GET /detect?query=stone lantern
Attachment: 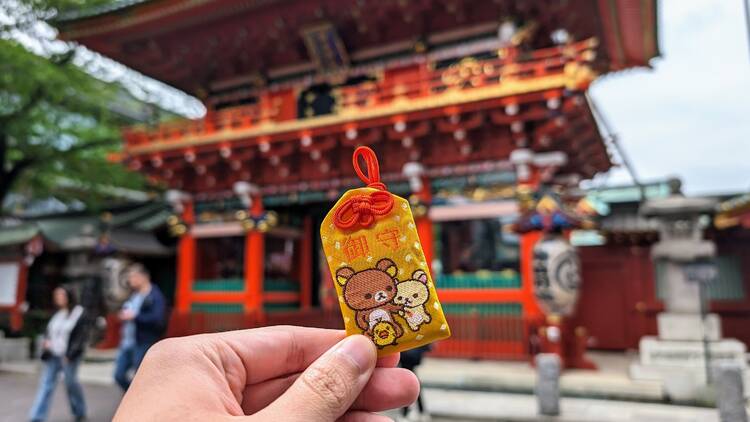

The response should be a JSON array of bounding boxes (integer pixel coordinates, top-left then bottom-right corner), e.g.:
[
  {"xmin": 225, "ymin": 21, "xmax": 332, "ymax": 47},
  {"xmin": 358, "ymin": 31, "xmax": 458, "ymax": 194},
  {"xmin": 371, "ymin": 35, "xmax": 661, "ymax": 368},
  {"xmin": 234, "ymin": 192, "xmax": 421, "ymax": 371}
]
[
  {"xmin": 646, "ymin": 196, "xmax": 717, "ymax": 323},
  {"xmin": 631, "ymin": 195, "xmax": 748, "ymax": 401}
]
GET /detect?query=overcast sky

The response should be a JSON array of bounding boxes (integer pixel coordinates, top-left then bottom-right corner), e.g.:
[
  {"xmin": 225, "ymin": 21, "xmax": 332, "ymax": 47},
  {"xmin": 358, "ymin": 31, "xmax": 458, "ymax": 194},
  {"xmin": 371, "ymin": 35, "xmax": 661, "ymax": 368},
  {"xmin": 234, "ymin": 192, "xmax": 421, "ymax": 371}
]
[{"xmin": 589, "ymin": 0, "xmax": 750, "ymax": 195}]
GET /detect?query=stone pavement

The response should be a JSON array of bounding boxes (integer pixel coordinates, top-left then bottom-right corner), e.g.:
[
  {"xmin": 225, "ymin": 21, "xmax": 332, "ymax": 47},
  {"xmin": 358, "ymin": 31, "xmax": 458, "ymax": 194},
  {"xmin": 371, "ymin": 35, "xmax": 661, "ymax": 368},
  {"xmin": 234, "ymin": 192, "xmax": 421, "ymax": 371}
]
[
  {"xmin": 2, "ymin": 350, "xmax": 745, "ymax": 421},
  {"xmin": 417, "ymin": 389, "xmax": 720, "ymax": 422},
  {"xmin": 0, "ymin": 368, "xmax": 731, "ymax": 422},
  {"xmin": 0, "ymin": 372, "xmax": 121, "ymax": 422},
  {"xmin": 417, "ymin": 352, "xmax": 666, "ymax": 402},
  {"xmin": 2, "ymin": 350, "xmax": 668, "ymax": 401},
  {"xmin": 0, "ymin": 358, "xmax": 116, "ymax": 386}
]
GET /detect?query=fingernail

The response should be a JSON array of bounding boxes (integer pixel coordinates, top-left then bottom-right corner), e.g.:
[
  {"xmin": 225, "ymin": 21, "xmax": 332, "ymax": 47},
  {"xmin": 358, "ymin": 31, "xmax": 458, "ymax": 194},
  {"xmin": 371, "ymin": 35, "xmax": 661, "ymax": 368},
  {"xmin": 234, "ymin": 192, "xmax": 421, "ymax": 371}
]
[{"xmin": 335, "ymin": 335, "xmax": 374, "ymax": 372}]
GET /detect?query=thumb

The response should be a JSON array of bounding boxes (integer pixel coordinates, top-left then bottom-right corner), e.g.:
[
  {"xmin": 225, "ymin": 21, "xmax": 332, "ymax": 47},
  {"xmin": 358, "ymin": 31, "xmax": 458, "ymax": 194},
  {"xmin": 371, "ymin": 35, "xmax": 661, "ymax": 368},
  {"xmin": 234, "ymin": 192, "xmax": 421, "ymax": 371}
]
[{"xmin": 256, "ymin": 334, "xmax": 377, "ymax": 421}]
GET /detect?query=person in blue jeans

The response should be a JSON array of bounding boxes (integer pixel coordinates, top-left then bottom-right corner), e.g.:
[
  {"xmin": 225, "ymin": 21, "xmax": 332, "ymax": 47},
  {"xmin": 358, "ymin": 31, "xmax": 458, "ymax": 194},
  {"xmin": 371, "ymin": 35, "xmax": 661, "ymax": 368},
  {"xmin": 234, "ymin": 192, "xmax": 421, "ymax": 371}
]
[
  {"xmin": 29, "ymin": 286, "xmax": 89, "ymax": 422},
  {"xmin": 113, "ymin": 263, "xmax": 166, "ymax": 391}
]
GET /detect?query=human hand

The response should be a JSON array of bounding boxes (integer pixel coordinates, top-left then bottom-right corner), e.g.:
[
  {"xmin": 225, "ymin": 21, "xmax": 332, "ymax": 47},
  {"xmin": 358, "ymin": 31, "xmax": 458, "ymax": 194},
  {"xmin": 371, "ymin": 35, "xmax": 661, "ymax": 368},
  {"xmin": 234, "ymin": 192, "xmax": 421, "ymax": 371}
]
[
  {"xmin": 114, "ymin": 326, "xmax": 420, "ymax": 421},
  {"xmin": 119, "ymin": 309, "xmax": 135, "ymax": 321}
]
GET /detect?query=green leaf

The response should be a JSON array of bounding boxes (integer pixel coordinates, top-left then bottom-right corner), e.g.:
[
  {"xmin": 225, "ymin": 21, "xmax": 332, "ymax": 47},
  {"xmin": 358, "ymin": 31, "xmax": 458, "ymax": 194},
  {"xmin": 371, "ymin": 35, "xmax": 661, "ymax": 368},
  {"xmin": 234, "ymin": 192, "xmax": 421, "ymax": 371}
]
[{"xmin": 1, "ymin": 30, "xmax": 150, "ymax": 213}]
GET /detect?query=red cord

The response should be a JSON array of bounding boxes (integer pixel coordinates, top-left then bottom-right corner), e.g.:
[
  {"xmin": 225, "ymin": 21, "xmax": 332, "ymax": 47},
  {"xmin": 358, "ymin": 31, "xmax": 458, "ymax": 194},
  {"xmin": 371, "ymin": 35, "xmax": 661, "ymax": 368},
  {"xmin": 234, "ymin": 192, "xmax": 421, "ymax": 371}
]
[
  {"xmin": 352, "ymin": 146, "xmax": 387, "ymax": 191},
  {"xmin": 333, "ymin": 146, "xmax": 394, "ymax": 229}
]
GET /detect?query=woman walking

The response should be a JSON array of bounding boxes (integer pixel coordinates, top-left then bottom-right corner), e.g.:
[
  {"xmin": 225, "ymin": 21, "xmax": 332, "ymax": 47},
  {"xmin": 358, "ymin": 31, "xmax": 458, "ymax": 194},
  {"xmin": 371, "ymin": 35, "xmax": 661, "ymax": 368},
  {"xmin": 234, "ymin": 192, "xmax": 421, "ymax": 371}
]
[{"xmin": 29, "ymin": 286, "xmax": 88, "ymax": 422}]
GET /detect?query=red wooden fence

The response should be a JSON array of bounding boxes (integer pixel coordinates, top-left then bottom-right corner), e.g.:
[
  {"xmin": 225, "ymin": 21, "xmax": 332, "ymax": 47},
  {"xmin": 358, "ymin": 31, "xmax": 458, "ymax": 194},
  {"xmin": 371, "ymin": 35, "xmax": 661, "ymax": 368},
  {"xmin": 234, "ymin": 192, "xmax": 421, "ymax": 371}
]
[{"xmin": 167, "ymin": 309, "xmax": 541, "ymax": 361}]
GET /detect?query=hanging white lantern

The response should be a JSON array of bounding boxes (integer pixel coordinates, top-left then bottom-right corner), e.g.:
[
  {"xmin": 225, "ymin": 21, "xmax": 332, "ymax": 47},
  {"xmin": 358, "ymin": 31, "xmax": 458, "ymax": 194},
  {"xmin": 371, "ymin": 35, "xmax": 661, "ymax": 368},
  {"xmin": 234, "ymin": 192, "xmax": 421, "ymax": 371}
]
[{"xmin": 532, "ymin": 235, "xmax": 582, "ymax": 316}]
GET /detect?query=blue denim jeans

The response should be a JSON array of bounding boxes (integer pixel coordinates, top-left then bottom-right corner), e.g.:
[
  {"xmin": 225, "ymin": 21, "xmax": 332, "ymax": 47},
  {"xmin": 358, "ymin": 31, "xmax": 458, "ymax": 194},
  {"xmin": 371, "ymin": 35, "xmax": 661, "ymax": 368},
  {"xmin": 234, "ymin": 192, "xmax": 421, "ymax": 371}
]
[
  {"xmin": 113, "ymin": 343, "xmax": 151, "ymax": 391},
  {"xmin": 29, "ymin": 356, "xmax": 86, "ymax": 421}
]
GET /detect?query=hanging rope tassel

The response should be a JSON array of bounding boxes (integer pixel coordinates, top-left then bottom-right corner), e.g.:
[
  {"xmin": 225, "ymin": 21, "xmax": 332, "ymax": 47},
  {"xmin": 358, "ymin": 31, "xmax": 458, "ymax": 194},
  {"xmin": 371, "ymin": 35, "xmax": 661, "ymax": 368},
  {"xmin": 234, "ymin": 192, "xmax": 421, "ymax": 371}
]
[{"xmin": 333, "ymin": 146, "xmax": 394, "ymax": 229}]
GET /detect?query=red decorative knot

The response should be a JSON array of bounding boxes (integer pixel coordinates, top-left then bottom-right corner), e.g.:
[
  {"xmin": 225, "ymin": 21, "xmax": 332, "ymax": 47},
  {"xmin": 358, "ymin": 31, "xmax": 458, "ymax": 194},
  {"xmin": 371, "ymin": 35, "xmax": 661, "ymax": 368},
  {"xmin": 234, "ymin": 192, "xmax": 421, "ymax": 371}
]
[
  {"xmin": 333, "ymin": 146, "xmax": 394, "ymax": 229},
  {"xmin": 334, "ymin": 191, "xmax": 393, "ymax": 229}
]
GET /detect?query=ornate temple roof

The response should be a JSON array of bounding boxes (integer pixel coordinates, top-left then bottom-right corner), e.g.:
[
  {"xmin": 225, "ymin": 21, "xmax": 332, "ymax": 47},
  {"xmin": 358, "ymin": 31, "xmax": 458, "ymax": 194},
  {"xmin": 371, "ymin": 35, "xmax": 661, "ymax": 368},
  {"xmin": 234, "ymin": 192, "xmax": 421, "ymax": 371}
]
[
  {"xmin": 0, "ymin": 203, "xmax": 173, "ymax": 255},
  {"xmin": 715, "ymin": 193, "xmax": 750, "ymax": 229},
  {"xmin": 55, "ymin": 0, "xmax": 659, "ymax": 96},
  {"xmin": 111, "ymin": 40, "xmax": 613, "ymax": 193},
  {"xmin": 52, "ymin": 0, "xmax": 660, "ymax": 198},
  {"xmin": 57, "ymin": 0, "xmax": 150, "ymax": 21}
]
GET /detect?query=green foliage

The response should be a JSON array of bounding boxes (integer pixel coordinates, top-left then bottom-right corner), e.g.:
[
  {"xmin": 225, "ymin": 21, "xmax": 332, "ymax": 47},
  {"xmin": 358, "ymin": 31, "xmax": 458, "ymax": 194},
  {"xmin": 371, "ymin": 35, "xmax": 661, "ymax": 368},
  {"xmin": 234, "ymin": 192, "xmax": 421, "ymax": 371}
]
[{"xmin": 0, "ymin": 0, "xmax": 148, "ymax": 213}]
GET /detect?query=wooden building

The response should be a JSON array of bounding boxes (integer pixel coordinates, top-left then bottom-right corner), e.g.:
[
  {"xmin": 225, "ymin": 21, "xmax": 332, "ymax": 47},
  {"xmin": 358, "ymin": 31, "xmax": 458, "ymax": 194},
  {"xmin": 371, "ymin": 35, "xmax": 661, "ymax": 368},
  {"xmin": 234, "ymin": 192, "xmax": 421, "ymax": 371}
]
[
  {"xmin": 574, "ymin": 183, "xmax": 750, "ymax": 351},
  {"xmin": 0, "ymin": 203, "xmax": 174, "ymax": 338},
  {"xmin": 56, "ymin": 0, "xmax": 659, "ymax": 359}
]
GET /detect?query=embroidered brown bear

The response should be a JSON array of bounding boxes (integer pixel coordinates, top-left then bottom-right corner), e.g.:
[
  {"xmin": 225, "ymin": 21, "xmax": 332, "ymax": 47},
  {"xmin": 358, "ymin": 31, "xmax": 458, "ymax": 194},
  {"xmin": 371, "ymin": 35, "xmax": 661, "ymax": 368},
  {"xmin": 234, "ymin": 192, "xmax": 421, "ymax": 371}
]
[{"xmin": 336, "ymin": 258, "xmax": 404, "ymax": 346}]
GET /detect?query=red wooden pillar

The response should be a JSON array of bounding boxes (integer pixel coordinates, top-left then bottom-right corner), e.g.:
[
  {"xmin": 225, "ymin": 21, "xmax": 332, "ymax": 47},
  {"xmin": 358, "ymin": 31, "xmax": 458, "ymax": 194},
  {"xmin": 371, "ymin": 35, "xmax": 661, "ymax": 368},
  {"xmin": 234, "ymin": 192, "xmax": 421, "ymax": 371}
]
[
  {"xmin": 414, "ymin": 176, "xmax": 435, "ymax": 271},
  {"xmin": 9, "ymin": 257, "xmax": 29, "ymax": 332},
  {"xmin": 203, "ymin": 107, "xmax": 216, "ymax": 133},
  {"xmin": 520, "ymin": 230, "xmax": 543, "ymax": 318},
  {"xmin": 175, "ymin": 200, "xmax": 196, "ymax": 314},
  {"xmin": 299, "ymin": 216, "xmax": 313, "ymax": 310},
  {"xmin": 515, "ymin": 162, "xmax": 545, "ymax": 362},
  {"xmin": 244, "ymin": 195, "xmax": 264, "ymax": 314},
  {"xmin": 515, "ymin": 158, "xmax": 543, "ymax": 319}
]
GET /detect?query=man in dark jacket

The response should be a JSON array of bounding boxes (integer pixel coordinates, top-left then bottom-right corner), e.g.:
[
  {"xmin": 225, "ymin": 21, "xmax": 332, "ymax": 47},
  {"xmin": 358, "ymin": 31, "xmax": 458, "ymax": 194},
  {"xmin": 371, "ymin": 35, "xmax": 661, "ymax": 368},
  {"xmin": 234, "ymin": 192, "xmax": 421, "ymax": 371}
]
[{"xmin": 113, "ymin": 263, "xmax": 167, "ymax": 391}]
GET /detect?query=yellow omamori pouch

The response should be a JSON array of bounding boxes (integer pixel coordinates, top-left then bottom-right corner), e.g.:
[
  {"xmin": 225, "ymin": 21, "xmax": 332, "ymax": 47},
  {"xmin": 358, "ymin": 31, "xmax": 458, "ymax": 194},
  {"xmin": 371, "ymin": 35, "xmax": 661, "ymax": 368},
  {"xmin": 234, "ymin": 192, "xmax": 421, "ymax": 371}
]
[{"xmin": 320, "ymin": 146, "xmax": 450, "ymax": 356}]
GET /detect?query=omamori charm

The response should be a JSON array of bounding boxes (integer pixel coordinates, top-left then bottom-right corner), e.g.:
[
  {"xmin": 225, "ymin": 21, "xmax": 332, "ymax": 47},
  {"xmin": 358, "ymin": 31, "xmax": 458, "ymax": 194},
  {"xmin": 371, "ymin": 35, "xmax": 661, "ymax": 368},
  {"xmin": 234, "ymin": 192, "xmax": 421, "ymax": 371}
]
[{"xmin": 321, "ymin": 147, "xmax": 450, "ymax": 355}]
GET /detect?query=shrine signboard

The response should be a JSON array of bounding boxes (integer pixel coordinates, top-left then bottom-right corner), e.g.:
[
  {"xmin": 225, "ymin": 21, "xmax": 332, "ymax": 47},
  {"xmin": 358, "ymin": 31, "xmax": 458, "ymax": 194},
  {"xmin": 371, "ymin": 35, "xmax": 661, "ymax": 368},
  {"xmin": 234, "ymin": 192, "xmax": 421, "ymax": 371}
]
[{"xmin": 0, "ymin": 262, "xmax": 20, "ymax": 307}]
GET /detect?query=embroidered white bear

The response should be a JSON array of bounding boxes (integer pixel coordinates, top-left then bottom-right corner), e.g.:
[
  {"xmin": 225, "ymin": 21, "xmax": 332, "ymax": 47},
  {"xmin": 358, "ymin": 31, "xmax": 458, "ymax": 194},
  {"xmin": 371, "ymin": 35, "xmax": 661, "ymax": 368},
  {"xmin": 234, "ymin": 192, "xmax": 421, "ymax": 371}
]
[{"xmin": 394, "ymin": 269, "xmax": 432, "ymax": 331}]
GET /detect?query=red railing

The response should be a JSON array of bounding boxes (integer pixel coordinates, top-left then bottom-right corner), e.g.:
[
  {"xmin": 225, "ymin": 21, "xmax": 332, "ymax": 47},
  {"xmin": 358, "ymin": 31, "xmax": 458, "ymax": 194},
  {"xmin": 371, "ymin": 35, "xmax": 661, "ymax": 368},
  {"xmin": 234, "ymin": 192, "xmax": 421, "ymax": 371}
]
[
  {"xmin": 336, "ymin": 40, "xmax": 594, "ymax": 109},
  {"xmin": 431, "ymin": 314, "xmax": 544, "ymax": 360},
  {"xmin": 123, "ymin": 103, "xmax": 270, "ymax": 147},
  {"xmin": 123, "ymin": 38, "xmax": 597, "ymax": 149},
  {"xmin": 166, "ymin": 309, "xmax": 343, "ymax": 336},
  {"xmin": 166, "ymin": 309, "xmax": 543, "ymax": 361}
]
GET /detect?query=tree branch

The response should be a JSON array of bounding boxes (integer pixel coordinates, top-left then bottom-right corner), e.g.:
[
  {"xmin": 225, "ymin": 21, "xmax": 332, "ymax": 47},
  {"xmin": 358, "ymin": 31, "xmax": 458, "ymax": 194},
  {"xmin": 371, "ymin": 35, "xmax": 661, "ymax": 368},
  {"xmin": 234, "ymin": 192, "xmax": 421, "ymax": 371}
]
[
  {"xmin": 0, "ymin": 136, "xmax": 118, "ymax": 210},
  {"xmin": 59, "ymin": 137, "xmax": 117, "ymax": 155},
  {"xmin": 0, "ymin": 87, "xmax": 44, "ymax": 124},
  {"xmin": 0, "ymin": 156, "xmax": 36, "ymax": 212},
  {"xmin": 5, "ymin": 157, "xmax": 36, "ymax": 183},
  {"xmin": 0, "ymin": 133, "xmax": 6, "ymax": 175},
  {"xmin": 49, "ymin": 50, "xmax": 76, "ymax": 66},
  {"xmin": 0, "ymin": 50, "xmax": 75, "ymax": 124}
]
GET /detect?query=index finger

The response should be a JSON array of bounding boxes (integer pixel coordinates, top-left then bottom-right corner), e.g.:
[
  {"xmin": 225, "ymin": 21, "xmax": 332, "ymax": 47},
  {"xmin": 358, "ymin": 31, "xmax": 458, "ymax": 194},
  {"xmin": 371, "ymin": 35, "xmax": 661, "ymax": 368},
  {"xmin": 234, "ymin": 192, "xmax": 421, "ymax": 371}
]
[
  {"xmin": 193, "ymin": 325, "xmax": 399, "ymax": 385},
  {"xmin": 212, "ymin": 325, "xmax": 344, "ymax": 384}
]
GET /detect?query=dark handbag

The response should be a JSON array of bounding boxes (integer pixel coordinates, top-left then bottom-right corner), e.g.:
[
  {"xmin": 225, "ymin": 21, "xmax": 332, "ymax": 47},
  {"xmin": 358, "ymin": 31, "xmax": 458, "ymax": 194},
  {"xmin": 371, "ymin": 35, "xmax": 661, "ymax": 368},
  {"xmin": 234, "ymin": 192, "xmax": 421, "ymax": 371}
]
[{"xmin": 40, "ymin": 349, "xmax": 52, "ymax": 361}]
